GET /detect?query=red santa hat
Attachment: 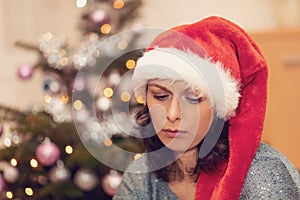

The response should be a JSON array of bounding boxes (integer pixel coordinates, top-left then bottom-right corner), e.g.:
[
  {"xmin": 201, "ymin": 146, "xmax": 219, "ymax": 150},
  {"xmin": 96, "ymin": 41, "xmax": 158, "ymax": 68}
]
[{"xmin": 132, "ymin": 16, "xmax": 268, "ymax": 199}]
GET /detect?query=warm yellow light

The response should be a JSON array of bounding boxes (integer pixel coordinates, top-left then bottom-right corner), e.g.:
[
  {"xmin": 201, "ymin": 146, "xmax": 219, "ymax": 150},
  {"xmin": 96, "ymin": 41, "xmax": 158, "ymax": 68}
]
[
  {"xmin": 6, "ymin": 191, "xmax": 13, "ymax": 199},
  {"xmin": 134, "ymin": 154, "xmax": 142, "ymax": 160},
  {"xmin": 126, "ymin": 59, "xmax": 136, "ymax": 69},
  {"xmin": 30, "ymin": 159, "xmax": 38, "ymax": 168},
  {"xmin": 136, "ymin": 95, "xmax": 144, "ymax": 104},
  {"xmin": 100, "ymin": 24, "xmax": 112, "ymax": 34},
  {"xmin": 103, "ymin": 87, "xmax": 114, "ymax": 98},
  {"xmin": 114, "ymin": 0, "xmax": 125, "ymax": 9},
  {"xmin": 60, "ymin": 94, "xmax": 69, "ymax": 104},
  {"xmin": 59, "ymin": 49, "xmax": 66, "ymax": 56},
  {"xmin": 25, "ymin": 187, "xmax": 33, "ymax": 196},
  {"xmin": 120, "ymin": 92, "xmax": 131, "ymax": 102},
  {"xmin": 44, "ymin": 95, "xmax": 52, "ymax": 104},
  {"xmin": 10, "ymin": 158, "xmax": 18, "ymax": 167},
  {"xmin": 73, "ymin": 100, "xmax": 83, "ymax": 110},
  {"xmin": 104, "ymin": 138, "xmax": 113, "ymax": 147},
  {"xmin": 65, "ymin": 145, "xmax": 73, "ymax": 154},
  {"xmin": 60, "ymin": 57, "xmax": 69, "ymax": 67},
  {"xmin": 4, "ymin": 138, "xmax": 11, "ymax": 147},
  {"xmin": 76, "ymin": 0, "xmax": 87, "ymax": 8},
  {"xmin": 118, "ymin": 40, "xmax": 128, "ymax": 50}
]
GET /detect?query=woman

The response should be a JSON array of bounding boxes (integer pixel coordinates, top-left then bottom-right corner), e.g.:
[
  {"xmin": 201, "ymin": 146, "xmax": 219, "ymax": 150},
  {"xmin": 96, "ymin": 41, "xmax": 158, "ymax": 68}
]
[{"xmin": 113, "ymin": 16, "xmax": 300, "ymax": 199}]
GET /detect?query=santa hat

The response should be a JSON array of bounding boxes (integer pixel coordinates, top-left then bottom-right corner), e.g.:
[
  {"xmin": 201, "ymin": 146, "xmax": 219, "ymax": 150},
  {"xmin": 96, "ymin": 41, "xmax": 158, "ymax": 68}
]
[{"xmin": 132, "ymin": 16, "xmax": 268, "ymax": 199}]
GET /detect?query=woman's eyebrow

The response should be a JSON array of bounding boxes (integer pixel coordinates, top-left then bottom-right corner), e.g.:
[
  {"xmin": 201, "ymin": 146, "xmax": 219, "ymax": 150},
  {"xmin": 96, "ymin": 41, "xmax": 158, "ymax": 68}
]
[{"xmin": 148, "ymin": 83, "xmax": 171, "ymax": 92}]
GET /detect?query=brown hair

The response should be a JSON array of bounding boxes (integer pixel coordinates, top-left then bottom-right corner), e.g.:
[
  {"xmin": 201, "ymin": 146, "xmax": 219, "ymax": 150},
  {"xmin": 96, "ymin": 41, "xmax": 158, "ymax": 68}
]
[{"xmin": 135, "ymin": 105, "xmax": 229, "ymax": 182}]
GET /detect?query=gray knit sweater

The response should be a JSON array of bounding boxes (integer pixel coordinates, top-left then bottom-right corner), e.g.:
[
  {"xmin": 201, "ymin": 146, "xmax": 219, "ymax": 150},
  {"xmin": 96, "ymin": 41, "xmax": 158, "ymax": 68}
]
[{"xmin": 113, "ymin": 143, "xmax": 300, "ymax": 199}]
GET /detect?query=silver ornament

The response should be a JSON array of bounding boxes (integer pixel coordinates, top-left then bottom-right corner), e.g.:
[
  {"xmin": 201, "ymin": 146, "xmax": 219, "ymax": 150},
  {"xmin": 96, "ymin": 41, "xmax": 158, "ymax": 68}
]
[
  {"xmin": 49, "ymin": 165, "xmax": 71, "ymax": 183},
  {"xmin": 74, "ymin": 168, "xmax": 98, "ymax": 191},
  {"xmin": 3, "ymin": 165, "xmax": 20, "ymax": 183}
]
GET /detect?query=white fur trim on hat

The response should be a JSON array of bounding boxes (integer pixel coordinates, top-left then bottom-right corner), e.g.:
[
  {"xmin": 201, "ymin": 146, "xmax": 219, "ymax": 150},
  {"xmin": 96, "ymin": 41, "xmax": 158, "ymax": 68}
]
[{"xmin": 132, "ymin": 48, "xmax": 240, "ymax": 120}]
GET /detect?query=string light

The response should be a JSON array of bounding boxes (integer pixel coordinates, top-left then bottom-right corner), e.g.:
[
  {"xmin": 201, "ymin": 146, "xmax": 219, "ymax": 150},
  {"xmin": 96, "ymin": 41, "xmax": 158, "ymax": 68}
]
[
  {"xmin": 76, "ymin": 0, "xmax": 87, "ymax": 8},
  {"xmin": 10, "ymin": 158, "xmax": 18, "ymax": 167},
  {"xmin": 104, "ymin": 138, "xmax": 113, "ymax": 147},
  {"xmin": 73, "ymin": 100, "xmax": 83, "ymax": 110},
  {"xmin": 4, "ymin": 138, "xmax": 11, "ymax": 147},
  {"xmin": 30, "ymin": 159, "xmax": 38, "ymax": 168},
  {"xmin": 44, "ymin": 95, "xmax": 52, "ymax": 103},
  {"xmin": 136, "ymin": 95, "xmax": 144, "ymax": 104},
  {"xmin": 126, "ymin": 59, "xmax": 136, "ymax": 69},
  {"xmin": 134, "ymin": 154, "xmax": 142, "ymax": 160},
  {"xmin": 60, "ymin": 57, "xmax": 69, "ymax": 67},
  {"xmin": 103, "ymin": 87, "xmax": 114, "ymax": 98},
  {"xmin": 65, "ymin": 145, "xmax": 73, "ymax": 154},
  {"xmin": 100, "ymin": 24, "xmax": 112, "ymax": 34},
  {"xmin": 114, "ymin": 0, "xmax": 125, "ymax": 9},
  {"xmin": 6, "ymin": 191, "xmax": 13, "ymax": 199},
  {"xmin": 118, "ymin": 40, "xmax": 128, "ymax": 50},
  {"xmin": 25, "ymin": 187, "xmax": 34, "ymax": 196},
  {"xmin": 97, "ymin": 97, "xmax": 111, "ymax": 111},
  {"xmin": 60, "ymin": 94, "xmax": 69, "ymax": 104},
  {"xmin": 59, "ymin": 49, "xmax": 66, "ymax": 56},
  {"xmin": 120, "ymin": 92, "xmax": 131, "ymax": 102}
]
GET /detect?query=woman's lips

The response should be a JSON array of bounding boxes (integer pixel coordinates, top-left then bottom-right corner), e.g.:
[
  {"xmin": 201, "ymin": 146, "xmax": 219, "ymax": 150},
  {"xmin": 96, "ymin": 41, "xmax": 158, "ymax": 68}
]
[{"xmin": 162, "ymin": 129, "xmax": 188, "ymax": 138}]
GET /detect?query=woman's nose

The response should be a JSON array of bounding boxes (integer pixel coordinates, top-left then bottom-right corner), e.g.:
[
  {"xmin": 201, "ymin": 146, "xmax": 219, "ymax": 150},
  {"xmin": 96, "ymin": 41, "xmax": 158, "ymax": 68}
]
[{"xmin": 167, "ymin": 96, "xmax": 181, "ymax": 122}]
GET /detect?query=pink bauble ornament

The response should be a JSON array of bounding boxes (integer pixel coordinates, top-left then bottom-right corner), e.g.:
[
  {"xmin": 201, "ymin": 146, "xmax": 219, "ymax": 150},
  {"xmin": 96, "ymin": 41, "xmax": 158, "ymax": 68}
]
[
  {"xmin": 0, "ymin": 174, "xmax": 6, "ymax": 192},
  {"xmin": 74, "ymin": 168, "xmax": 98, "ymax": 191},
  {"xmin": 17, "ymin": 64, "xmax": 34, "ymax": 80},
  {"xmin": 89, "ymin": 9, "xmax": 109, "ymax": 25},
  {"xmin": 101, "ymin": 170, "xmax": 122, "ymax": 196},
  {"xmin": 0, "ymin": 124, "xmax": 3, "ymax": 137},
  {"xmin": 3, "ymin": 165, "xmax": 20, "ymax": 183},
  {"xmin": 35, "ymin": 140, "xmax": 60, "ymax": 166}
]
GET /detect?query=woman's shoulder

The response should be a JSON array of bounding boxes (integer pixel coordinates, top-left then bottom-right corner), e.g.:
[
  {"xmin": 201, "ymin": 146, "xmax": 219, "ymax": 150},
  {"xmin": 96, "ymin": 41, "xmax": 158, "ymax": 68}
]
[
  {"xmin": 252, "ymin": 143, "xmax": 300, "ymax": 182},
  {"xmin": 240, "ymin": 143, "xmax": 300, "ymax": 199}
]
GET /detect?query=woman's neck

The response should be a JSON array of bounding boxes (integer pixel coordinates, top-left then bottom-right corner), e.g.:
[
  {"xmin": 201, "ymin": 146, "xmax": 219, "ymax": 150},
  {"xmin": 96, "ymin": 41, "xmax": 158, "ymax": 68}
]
[{"xmin": 175, "ymin": 148, "xmax": 199, "ymax": 181}]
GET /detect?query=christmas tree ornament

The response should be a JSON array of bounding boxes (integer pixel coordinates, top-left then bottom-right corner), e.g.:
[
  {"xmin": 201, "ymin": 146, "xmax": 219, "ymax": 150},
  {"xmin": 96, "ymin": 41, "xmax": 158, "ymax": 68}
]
[
  {"xmin": 74, "ymin": 108, "xmax": 90, "ymax": 122},
  {"xmin": 3, "ymin": 165, "xmax": 20, "ymax": 183},
  {"xmin": 17, "ymin": 64, "xmax": 34, "ymax": 80},
  {"xmin": 109, "ymin": 70, "xmax": 120, "ymax": 85},
  {"xmin": 73, "ymin": 76, "xmax": 86, "ymax": 91},
  {"xmin": 74, "ymin": 168, "xmax": 98, "ymax": 191},
  {"xmin": 0, "ymin": 0, "xmax": 144, "ymax": 198},
  {"xmin": 96, "ymin": 96, "xmax": 111, "ymax": 111},
  {"xmin": 35, "ymin": 138, "xmax": 60, "ymax": 167},
  {"xmin": 0, "ymin": 124, "xmax": 3, "ymax": 137},
  {"xmin": 43, "ymin": 76, "xmax": 61, "ymax": 93},
  {"xmin": 0, "ymin": 174, "xmax": 6, "ymax": 192},
  {"xmin": 89, "ymin": 9, "xmax": 109, "ymax": 25},
  {"xmin": 48, "ymin": 161, "xmax": 71, "ymax": 183},
  {"xmin": 101, "ymin": 170, "xmax": 122, "ymax": 196}
]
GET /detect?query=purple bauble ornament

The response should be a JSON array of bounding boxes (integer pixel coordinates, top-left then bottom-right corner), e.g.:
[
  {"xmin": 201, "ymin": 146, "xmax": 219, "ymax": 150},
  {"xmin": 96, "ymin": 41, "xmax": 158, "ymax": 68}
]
[
  {"xmin": 35, "ymin": 140, "xmax": 60, "ymax": 166},
  {"xmin": 17, "ymin": 64, "xmax": 34, "ymax": 80}
]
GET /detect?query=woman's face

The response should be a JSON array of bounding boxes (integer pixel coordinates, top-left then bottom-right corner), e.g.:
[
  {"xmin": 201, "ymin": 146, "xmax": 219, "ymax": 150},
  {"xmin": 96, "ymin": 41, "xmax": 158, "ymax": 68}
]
[{"xmin": 146, "ymin": 80, "xmax": 213, "ymax": 152}]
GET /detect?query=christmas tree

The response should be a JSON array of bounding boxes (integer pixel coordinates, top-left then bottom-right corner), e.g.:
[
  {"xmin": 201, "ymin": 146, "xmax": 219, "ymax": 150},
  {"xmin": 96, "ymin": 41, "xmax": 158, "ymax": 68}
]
[{"xmin": 0, "ymin": 0, "xmax": 145, "ymax": 199}]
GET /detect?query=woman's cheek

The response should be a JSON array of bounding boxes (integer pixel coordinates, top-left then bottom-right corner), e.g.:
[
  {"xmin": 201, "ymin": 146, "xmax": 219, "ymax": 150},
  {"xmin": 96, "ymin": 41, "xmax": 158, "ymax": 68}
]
[{"xmin": 148, "ymin": 104, "xmax": 167, "ymax": 133}]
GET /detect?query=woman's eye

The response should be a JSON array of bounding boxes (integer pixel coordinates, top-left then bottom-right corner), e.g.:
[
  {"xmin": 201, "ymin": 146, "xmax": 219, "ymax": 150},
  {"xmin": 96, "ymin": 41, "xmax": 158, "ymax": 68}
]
[
  {"xmin": 153, "ymin": 94, "xmax": 169, "ymax": 100},
  {"xmin": 185, "ymin": 96, "xmax": 203, "ymax": 104}
]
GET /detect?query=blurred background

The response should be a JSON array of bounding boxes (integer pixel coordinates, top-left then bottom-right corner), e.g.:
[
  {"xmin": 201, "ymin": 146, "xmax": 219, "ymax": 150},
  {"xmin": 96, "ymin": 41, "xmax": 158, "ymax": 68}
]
[{"xmin": 0, "ymin": 0, "xmax": 299, "ymax": 199}]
